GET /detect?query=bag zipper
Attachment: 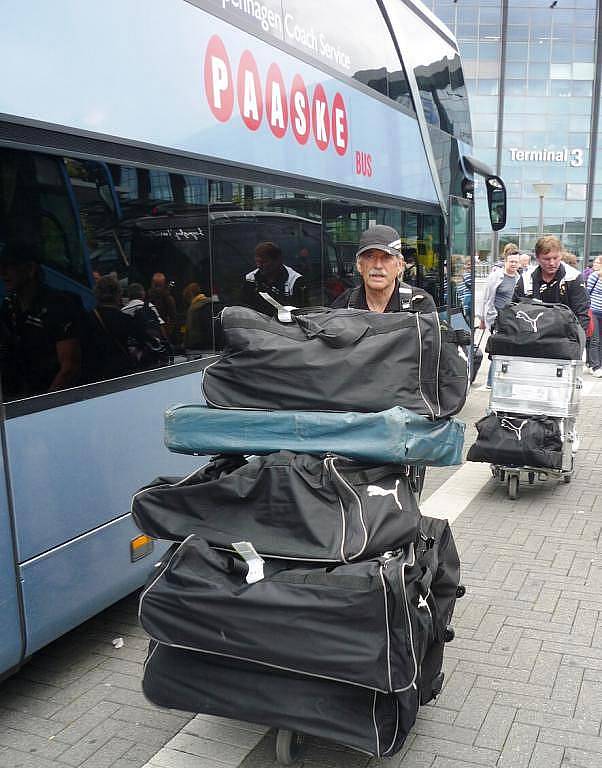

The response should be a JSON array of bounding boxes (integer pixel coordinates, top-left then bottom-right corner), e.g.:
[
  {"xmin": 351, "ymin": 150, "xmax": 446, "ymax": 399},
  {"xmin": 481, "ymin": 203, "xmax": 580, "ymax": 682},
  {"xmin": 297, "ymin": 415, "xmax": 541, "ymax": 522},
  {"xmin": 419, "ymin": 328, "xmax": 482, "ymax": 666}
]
[{"xmin": 326, "ymin": 455, "xmax": 368, "ymax": 561}]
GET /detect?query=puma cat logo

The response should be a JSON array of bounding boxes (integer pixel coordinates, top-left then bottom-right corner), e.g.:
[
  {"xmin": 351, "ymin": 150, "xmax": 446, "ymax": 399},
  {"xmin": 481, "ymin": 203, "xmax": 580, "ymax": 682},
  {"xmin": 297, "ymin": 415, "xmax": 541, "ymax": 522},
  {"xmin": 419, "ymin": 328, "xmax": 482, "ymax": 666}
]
[{"xmin": 516, "ymin": 310, "xmax": 544, "ymax": 333}]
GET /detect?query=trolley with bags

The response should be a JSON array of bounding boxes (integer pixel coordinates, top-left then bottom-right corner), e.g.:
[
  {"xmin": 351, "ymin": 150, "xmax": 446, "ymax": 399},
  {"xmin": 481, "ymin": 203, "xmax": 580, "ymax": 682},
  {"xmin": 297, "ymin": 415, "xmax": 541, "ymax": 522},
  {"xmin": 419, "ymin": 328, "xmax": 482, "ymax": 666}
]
[
  {"xmin": 468, "ymin": 299, "xmax": 584, "ymax": 499},
  {"xmin": 133, "ymin": 304, "xmax": 468, "ymax": 764}
]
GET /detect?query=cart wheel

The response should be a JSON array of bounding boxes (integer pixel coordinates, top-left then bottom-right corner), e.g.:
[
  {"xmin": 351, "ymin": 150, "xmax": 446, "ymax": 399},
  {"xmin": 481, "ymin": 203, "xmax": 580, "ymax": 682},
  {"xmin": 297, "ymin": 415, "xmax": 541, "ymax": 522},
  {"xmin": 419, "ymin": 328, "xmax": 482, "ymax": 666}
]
[
  {"xmin": 499, "ymin": 469, "xmax": 506, "ymax": 483},
  {"xmin": 563, "ymin": 473, "xmax": 571, "ymax": 484},
  {"xmin": 508, "ymin": 475, "xmax": 519, "ymax": 500},
  {"xmin": 276, "ymin": 730, "xmax": 306, "ymax": 766},
  {"xmin": 528, "ymin": 472, "xmax": 535, "ymax": 485}
]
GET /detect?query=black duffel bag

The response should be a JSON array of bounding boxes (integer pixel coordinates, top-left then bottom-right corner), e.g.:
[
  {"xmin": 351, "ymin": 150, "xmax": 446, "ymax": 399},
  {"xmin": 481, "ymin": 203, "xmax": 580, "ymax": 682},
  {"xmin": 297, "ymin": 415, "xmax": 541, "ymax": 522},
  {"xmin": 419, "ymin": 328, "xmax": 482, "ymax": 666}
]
[
  {"xmin": 466, "ymin": 413, "xmax": 563, "ymax": 469},
  {"xmin": 142, "ymin": 643, "xmax": 419, "ymax": 758},
  {"xmin": 132, "ymin": 452, "xmax": 421, "ymax": 562},
  {"xmin": 486, "ymin": 299, "xmax": 585, "ymax": 360},
  {"xmin": 202, "ymin": 306, "xmax": 469, "ymax": 418},
  {"xmin": 139, "ymin": 536, "xmax": 436, "ymax": 695}
]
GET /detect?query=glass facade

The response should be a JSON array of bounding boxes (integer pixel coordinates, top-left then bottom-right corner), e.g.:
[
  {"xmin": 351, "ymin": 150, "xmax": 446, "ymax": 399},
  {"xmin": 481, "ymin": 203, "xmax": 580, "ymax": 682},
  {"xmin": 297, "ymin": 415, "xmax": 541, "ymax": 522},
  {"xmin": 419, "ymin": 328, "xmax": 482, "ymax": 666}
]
[{"xmin": 425, "ymin": 0, "xmax": 600, "ymax": 266}]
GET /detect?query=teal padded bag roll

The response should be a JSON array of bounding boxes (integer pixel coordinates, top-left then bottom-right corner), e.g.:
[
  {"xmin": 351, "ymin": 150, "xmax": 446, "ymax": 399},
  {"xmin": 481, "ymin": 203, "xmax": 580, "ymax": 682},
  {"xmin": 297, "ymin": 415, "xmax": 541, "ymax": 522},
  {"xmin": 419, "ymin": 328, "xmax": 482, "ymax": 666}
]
[{"xmin": 163, "ymin": 404, "xmax": 464, "ymax": 466}]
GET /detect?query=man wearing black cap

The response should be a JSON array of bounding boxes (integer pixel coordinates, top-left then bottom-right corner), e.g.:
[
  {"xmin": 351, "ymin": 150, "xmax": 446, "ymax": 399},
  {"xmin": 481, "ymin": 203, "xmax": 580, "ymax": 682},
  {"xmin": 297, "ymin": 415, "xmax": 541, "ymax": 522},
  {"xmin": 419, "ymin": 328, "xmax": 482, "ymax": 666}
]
[
  {"xmin": 331, "ymin": 224, "xmax": 436, "ymax": 313},
  {"xmin": 0, "ymin": 243, "xmax": 83, "ymax": 398}
]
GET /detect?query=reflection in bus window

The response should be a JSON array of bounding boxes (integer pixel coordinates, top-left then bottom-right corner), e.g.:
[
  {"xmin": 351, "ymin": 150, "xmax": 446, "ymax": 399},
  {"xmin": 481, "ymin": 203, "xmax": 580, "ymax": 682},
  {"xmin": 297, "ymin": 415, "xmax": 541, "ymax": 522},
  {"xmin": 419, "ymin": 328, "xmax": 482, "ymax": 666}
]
[
  {"xmin": 281, "ymin": 0, "xmax": 414, "ymax": 109},
  {"xmin": 209, "ymin": 182, "xmax": 323, "ymax": 310}
]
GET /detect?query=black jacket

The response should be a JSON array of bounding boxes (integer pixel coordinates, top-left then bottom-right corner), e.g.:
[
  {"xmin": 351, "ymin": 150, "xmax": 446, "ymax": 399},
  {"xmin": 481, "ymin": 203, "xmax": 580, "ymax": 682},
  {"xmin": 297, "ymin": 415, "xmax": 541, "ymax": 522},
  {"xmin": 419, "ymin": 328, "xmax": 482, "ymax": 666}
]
[
  {"xmin": 331, "ymin": 280, "xmax": 437, "ymax": 313},
  {"xmin": 513, "ymin": 262, "xmax": 590, "ymax": 331}
]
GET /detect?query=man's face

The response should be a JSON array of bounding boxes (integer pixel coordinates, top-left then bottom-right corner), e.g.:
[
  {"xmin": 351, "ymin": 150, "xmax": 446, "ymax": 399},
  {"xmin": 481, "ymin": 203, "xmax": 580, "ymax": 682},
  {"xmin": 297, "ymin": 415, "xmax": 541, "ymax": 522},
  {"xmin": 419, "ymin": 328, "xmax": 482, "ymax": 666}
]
[
  {"xmin": 505, "ymin": 255, "xmax": 520, "ymax": 276},
  {"xmin": 537, "ymin": 248, "xmax": 562, "ymax": 280},
  {"xmin": 255, "ymin": 254, "xmax": 281, "ymax": 280},
  {"xmin": 519, "ymin": 254, "xmax": 530, "ymax": 269},
  {"xmin": 357, "ymin": 249, "xmax": 402, "ymax": 292}
]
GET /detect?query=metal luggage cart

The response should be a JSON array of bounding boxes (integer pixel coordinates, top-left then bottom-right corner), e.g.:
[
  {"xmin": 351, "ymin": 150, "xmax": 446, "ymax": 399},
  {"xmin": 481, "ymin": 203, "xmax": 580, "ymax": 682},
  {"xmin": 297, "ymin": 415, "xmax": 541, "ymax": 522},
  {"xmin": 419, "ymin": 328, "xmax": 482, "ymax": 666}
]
[{"xmin": 487, "ymin": 356, "xmax": 582, "ymax": 500}]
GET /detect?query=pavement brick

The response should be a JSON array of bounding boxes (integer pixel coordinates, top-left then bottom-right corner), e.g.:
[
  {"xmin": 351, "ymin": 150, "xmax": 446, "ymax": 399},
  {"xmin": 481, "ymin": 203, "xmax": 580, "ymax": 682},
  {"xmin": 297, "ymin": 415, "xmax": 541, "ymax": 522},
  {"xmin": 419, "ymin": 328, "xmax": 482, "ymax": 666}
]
[
  {"xmin": 52, "ymin": 701, "xmax": 121, "ymax": 745},
  {"xmin": 561, "ymin": 747, "xmax": 601, "ymax": 767},
  {"xmin": 529, "ymin": 652, "xmax": 563, "ymax": 688},
  {"xmin": 474, "ymin": 704, "xmax": 516, "ymax": 751},
  {"xmin": 497, "ymin": 723, "xmax": 539, "ymax": 768},
  {"xmin": 410, "ymin": 736, "xmax": 498, "ymax": 766},
  {"xmin": 78, "ymin": 737, "xmax": 131, "ymax": 768},
  {"xmin": 454, "ymin": 687, "xmax": 496, "ymax": 730},
  {"xmin": 527, "ymin": 743, "xmax": 564, "ymax": 768}
]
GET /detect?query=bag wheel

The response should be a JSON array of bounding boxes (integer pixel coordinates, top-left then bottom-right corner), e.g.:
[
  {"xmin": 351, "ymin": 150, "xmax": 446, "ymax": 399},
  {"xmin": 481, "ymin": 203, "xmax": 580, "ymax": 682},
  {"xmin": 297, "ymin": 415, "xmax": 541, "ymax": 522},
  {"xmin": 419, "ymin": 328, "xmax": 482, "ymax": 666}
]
[
  {"xmin": 528, "ymin": 471, "xmax": 535, "ymax": 485},
  {"xmin": 563, "ymin": 473, "xmax": 572, "ymax": 484},
  {"xmin": 276, "ymin": 729, "xmax": 306, "ymax": 765},
  {"xmin": 508, "ymin": 475, "xmax": 519, "ymax": 500}
]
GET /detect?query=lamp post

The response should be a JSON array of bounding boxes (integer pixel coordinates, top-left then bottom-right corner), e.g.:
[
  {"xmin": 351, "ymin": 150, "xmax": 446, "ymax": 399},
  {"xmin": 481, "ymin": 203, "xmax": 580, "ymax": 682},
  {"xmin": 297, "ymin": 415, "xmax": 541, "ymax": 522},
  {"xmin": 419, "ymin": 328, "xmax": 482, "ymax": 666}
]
[{"xmin": 532, "ymin": 182, "xmax": 552, "ymax": 237}]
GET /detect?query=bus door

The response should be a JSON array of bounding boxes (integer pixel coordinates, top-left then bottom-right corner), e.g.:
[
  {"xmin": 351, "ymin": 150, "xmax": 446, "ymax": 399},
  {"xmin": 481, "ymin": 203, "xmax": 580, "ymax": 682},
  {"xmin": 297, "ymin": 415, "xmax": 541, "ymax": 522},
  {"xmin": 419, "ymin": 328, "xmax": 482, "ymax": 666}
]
[
  {"xmin": 447, "ymin": 196, "xmax": 474, "ymax": 334},
  {"xmin": 0, "ymin": 410, "xmax": 24, "ymax": 677}
]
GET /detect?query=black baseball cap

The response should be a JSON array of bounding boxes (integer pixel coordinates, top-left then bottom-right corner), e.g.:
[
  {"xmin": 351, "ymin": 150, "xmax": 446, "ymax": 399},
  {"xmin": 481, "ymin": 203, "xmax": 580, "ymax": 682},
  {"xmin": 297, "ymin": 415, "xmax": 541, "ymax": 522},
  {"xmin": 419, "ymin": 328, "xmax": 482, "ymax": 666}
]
[{"xmin": 356, "ymin": 225, "xmax": 402, "ymax": 258}]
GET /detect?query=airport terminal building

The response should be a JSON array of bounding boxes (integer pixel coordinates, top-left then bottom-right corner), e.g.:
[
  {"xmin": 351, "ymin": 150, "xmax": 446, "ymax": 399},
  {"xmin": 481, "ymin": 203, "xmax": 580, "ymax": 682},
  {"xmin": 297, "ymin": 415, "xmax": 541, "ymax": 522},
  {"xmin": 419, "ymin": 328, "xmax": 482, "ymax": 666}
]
[{"xmin": 425, "ymin": 0, "xmax": 601, "ymax": 264}]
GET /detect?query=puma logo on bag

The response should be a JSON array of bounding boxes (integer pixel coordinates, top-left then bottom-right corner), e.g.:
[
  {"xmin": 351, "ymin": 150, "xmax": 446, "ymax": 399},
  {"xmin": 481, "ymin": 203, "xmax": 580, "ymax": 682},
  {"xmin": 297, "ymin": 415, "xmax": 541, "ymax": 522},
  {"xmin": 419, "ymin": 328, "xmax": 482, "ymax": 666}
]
[
  {"xmin": 516, "ymin": 310, "xmax": 544, "ymax": 333},
  {"xmin": 367, "ymin": 480, "xmax": 402, "ymax": 511}
]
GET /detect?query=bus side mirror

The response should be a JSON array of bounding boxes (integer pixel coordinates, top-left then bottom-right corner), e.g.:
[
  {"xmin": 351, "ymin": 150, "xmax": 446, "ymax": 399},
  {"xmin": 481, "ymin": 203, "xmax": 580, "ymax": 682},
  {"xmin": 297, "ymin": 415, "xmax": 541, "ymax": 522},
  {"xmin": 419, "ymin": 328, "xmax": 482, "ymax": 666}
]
[{"xmin": 486, "ymin": 175, "xmax": 506, "ymax": 231}]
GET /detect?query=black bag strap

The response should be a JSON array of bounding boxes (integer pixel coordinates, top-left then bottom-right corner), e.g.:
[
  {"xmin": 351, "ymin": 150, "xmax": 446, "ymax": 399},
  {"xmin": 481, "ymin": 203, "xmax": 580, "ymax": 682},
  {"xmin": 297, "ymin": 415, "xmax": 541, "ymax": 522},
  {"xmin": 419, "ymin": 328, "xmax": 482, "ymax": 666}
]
[{"xmin": 294, "ymin": 313, "xmax": 370, "ymax": 347}]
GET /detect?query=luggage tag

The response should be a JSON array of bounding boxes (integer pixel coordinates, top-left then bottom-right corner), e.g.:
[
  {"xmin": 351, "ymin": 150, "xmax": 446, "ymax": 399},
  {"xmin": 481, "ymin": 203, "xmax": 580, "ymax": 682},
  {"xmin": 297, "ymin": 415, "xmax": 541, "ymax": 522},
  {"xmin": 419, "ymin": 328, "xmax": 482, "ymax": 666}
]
[
  {"xmin": 232, "ymin": 541, "xmax": 265, "ymax": 584},
  {"xmin": 258, "ymin": 292, "xmax": 296, "ymax": 323}
]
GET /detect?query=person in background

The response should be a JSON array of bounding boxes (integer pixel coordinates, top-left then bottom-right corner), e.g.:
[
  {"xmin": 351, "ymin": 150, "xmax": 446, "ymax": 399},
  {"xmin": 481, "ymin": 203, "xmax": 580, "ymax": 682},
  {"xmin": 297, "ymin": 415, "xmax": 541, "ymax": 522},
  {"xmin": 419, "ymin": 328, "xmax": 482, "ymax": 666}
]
[
  {"xmin": 241, "ymin": 241, "xmax": 306, "ymax": 316},
  {"xmin": 331, "ymin": 224, "xmax": 436, "ymax": 312},
  {"xmin": 88, "ymin": 276, "xmax": 138, "ymax": 381},
  {"xmin": 148, "ymin": 271, "xmax": 177, "ymax": 340},
  {"xmin": 493, "ymin": 242, "xmax": 519, "ymax": 271},
  {"xmin": 0, "ymin": 242, "xmax": 82, "ymax": 398},
  {"xmin": 583, "ymin": 256, "xmax": 596, "ymax": 282},
  {"xmin": 122, "ymin": 282, "xmax": 165, "ymax": 326},
  {"xmin": 518, "ymin": 253, "xmax": 531, "ymax": 273},
  {"xmin": 182, "ymin": 282, "xmax": 216, "ymax": 351},
  {"xmin": 586, "ymin": 255, "xmax": 602, "ymax": 377},
  {"xmin": 480, "ymin": 249, "xmax": 521, "ymax": 388},
  {"xmin": 561, "ymin": 251, "xmax": 578, "ymax": 269},
  {"xmin": 514, "ymin": 235, "xmax": 590, "ymax": 331}
]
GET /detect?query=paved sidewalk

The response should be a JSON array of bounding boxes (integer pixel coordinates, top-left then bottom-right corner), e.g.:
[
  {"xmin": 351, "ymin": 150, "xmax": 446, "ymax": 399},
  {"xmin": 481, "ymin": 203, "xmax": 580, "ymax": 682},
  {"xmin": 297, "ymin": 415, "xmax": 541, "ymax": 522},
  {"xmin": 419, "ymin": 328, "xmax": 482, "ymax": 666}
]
[{"xmin": 2, "ymin": 367, "xmax": 601, "ymax": 768}]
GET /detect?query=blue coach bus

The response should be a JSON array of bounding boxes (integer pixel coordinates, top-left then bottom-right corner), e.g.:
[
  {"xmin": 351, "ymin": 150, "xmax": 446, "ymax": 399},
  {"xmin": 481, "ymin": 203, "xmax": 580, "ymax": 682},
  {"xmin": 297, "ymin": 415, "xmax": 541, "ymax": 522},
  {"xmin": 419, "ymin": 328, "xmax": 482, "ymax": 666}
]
[{"xmin": 0, "ymin": 0, "xmax": 505, "ymax": 677}]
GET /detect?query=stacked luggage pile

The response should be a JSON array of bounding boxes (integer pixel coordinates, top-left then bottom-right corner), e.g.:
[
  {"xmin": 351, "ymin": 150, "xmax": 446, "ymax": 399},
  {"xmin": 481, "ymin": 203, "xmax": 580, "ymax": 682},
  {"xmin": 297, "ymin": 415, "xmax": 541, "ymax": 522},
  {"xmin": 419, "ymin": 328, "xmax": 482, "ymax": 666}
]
[
  {"xmin": 133, "ymin": 305, "xmax": 470, "ymax": 761},
  {"xmin": 468, "ymin": 298, "xmax": 585, "ymax": 499}
]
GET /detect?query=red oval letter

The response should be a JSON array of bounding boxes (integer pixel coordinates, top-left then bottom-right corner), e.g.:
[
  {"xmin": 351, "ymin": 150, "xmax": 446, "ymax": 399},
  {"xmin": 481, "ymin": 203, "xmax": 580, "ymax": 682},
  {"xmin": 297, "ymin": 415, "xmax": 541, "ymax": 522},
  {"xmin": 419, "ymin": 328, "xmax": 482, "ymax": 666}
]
[
  {"xmin": 266, "ymin": 63, "xmax": 288, "ymax": 139},
  {"xmin": 312, "ymin": 84, "xmax": 330, "ymax": 151},
  {"xmin": 332, "ymin": 92, "xmax": 348, "ymax": 156},
  {"xmin": 204, "ymin": 35, "xmax": 234, "ymax": 123},
  {"xmin": 237, "ymin": 50, "xmax": 263, "ymax": 131},
  {"xmin": 290, "ymin": 74, "xmax": 310, "ymax": 145}
]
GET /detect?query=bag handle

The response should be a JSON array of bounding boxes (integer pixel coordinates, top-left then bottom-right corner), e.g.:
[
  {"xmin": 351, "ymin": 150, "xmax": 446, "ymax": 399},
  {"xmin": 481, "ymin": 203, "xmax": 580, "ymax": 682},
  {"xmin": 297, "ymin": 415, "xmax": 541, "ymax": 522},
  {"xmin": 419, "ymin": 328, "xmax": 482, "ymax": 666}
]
[{"xmin": 293, "ymin": 312, "xmax": 370, "ymax": 348}]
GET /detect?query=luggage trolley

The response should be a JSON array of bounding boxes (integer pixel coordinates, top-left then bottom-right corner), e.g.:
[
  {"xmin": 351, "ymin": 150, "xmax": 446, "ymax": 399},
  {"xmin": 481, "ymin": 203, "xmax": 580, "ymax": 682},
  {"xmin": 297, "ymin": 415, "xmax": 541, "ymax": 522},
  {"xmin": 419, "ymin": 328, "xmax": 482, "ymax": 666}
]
[{"xmin": 487, "ymin": 355, "xmax": 582, "ymax": 499}]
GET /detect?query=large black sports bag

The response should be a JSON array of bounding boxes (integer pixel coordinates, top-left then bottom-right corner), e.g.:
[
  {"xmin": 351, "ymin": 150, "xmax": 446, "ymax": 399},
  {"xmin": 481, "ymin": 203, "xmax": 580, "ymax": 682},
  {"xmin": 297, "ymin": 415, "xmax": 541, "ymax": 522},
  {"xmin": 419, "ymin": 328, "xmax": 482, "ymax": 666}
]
[
  {"xmin": 202, "ymin": 306, "xmax": 469, "ymax": 418},
  {"xmin": 416, "ymin": 516, "xmax": 461, "ymax": 704},
  {"xmin": 142, "ymin": 643, "xmax": 419, "ymax": 758},
  {"xmin": 138, "ymin": 537, "xmax": 436, "ymax": 695},
  {"xmin": 132, "ymin": 452, "xmax": 421, "ymax": 562},
  {"xmin": 466, "ymin": 413, "xmax": 563, "ymax": 469},
  {"xmin": 486, "ymin": 299, "xmax": 585, "ymax": 360}
]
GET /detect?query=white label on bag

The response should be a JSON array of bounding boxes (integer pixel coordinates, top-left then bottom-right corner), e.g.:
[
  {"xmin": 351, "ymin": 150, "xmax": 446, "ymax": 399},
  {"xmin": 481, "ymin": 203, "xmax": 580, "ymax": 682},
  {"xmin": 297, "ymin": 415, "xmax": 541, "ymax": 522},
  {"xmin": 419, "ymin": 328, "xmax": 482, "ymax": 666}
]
[
  {"xmin": 511, "ymin": 384, "xmax": 547, "ymax": 400},
  {"xmin": 232, "ymin": 541, "xmax": 265, "ymax": 584}
]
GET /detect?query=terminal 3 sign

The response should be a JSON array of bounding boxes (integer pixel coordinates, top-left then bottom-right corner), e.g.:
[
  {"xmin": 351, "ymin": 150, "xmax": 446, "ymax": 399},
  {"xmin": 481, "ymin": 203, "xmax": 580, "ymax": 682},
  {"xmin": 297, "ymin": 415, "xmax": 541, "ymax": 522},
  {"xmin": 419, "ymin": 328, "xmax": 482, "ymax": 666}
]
[{"xmin": 509, "ymin": 147, "xmax": 584, "ymax": 168}]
